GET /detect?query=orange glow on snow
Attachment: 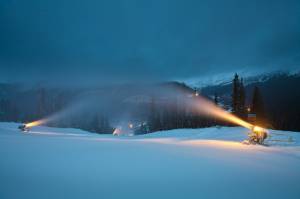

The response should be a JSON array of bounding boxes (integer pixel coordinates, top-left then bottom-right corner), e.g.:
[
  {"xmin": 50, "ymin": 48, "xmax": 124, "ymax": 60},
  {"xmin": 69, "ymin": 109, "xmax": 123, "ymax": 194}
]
[{"xmin": 182, "ymin": 140, "xmax": 248, "ymax": 150}]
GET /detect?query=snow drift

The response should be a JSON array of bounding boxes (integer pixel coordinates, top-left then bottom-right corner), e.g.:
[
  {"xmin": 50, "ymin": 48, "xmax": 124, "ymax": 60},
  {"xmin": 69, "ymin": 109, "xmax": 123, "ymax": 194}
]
[{"xmin": 0, "ymin": 122, "xmax": 299, "ymax": 199}]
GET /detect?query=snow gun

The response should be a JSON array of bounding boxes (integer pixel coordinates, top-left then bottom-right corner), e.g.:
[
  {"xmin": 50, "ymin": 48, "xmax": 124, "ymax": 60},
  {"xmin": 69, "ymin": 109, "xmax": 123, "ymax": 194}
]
[
  {"xmin": 243, "ymin": 126, "xmax": 268, "ymax": 145},
  {"xmin": 18, "ymin": 124, "xmax": 30, "ymax": 132},
  {"xmin": 18, "ymin": 119, "xmax": 47, "ymax": 132}
]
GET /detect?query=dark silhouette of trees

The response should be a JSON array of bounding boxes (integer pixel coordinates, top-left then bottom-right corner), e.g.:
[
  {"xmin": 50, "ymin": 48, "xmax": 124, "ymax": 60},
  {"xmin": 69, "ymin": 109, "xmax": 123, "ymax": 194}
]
[
  {"xmin": 91, "ymin": 114, "xmax": 113, "ymax": 134},
  {"xmin": 4, "ymin": 75, "xmax": 298, "ymax": 133},
  {"xmin": 232, "ymin": 74, "xmax": 246, "ymax": 119},
  {"xmin": 37, "ymin": 88, "xmax": 47, "ymax": 118},
  {"xmin": 148, "ymin": 97, "xmax": 160, "ymax": 131},
  {"xmin": 232, "ymin": 73, "xmax": 240, "ymax": 115},
  {"xmin": 251, "ymin": 86, "xmax": 265, "ymax": 125},
  {"xmin": 214, "ymin": 93, "xmax": 218, "ymax": 105},
  {"xmin": 239, "ymin": 78, "xmax": 246, "ymax": 119}
]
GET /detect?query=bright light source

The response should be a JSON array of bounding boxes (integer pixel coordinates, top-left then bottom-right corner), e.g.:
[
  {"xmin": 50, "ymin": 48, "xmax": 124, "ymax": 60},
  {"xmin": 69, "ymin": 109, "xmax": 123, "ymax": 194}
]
[
  {"xmin": 129, "ymin": 123, "xmax": 133, "ymax": 129},
  {"xmin": 113, "ymin": 128, "xmax": 122, "ymax": 136},
  {"xmin": 252, "ymin": 126, "xmax": 266, "ymax": 133}
]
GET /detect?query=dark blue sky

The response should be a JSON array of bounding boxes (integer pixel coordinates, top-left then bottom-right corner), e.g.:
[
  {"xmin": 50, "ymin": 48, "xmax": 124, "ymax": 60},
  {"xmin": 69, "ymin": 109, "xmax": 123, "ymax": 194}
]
[{"xmin": 1, "ymin": 0, "xmax": 299, "ymax": 84}]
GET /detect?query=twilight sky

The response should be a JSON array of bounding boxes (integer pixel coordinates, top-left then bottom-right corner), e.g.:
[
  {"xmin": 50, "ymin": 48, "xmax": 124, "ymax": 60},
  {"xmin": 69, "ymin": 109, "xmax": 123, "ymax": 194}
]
[{"xmin": 0, "ymin": 0, "xmax": 299, "ymax": 84}]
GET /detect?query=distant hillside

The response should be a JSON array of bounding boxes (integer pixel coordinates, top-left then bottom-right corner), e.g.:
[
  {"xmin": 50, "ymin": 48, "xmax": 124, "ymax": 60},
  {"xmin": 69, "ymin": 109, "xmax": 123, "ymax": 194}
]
[
  {"xmin": 1, "ymin": 73, "xmax": 300, "ymax": 132},
  {"xmin": 185, "ymin": 70, "xmax": 300, "ymax": 88}
]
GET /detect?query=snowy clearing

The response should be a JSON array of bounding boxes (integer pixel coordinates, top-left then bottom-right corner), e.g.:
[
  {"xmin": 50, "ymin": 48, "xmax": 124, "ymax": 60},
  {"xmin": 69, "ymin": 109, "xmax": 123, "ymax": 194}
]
[{"xmin": 0, "ymin": 122, "xmax": 300, "ymax": 199}]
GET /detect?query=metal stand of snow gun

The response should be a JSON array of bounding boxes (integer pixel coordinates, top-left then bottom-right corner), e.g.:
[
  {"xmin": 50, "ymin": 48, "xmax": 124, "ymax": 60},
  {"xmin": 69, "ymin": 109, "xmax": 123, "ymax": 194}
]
[
  {"xmin": 18, "ymin": 124, "xmax": 30, "ymax": 132},
  {"xmin": 243, "ymin": 126, "xmax": 268, "ymax": 145}
]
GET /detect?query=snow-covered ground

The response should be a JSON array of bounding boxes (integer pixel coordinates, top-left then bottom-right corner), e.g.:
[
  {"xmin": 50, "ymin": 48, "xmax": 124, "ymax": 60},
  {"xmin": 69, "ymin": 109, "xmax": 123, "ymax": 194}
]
[{"xmin": 0, "ymin": 122, "xmax": 300, "ymax": 199}]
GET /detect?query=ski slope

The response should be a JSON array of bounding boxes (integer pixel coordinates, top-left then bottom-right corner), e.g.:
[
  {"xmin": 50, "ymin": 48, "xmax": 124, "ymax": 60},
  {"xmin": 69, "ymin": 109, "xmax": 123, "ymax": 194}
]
[{"xmin": 0, "ymin": 122, "xmax": 299, "ymax": 199}]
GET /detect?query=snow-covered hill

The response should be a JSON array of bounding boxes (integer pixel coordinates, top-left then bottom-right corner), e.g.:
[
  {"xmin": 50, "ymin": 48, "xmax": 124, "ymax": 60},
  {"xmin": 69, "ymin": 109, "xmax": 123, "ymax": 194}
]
[
  {"xmin": 184, "ymin": 70, "xmax": 300, "ymax": 88},
  {"xmin": 0, "ymin": 122, "xmax": 299, "ymax": 199}
]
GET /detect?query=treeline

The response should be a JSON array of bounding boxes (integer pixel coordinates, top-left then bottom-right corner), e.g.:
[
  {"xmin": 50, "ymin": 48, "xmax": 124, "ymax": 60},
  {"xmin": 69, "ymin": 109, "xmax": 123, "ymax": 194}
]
[
  {"xmin": 231, "ymin": 73, "xmax": 266, "ymax": 126},
  {"xmin": 146, "ymin": 95, "xmax": 218, "ymax": 133},
  {"xmin": 202, "ymin": 72, "xmax": 300, "ymax": 130},
  {"xmin": 0, "ymin": 82, "xmax": 223, "ymax": 134},
  {"xmin": 145, "ymin": 75, "xmax": 266, "ymax": 133},
  {"xmin": 0, "ymin": 85, "xmax": 113, "ymax": 133},
  {"xmin": 0, "ymin": 73, "xmax": 281, "ymax": 134}
]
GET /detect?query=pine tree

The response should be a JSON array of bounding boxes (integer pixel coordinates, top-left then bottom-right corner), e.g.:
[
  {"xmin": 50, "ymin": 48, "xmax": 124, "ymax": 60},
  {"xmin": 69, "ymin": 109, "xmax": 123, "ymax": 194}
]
[
  {"xmin": 232, "ymin": 73, "xmax": 240, "ymax": 115},
  {"xmin": 102, "ymin": 116, "xmax": 112, "ymax": 133},
  {"xmin": 232, "ymin": 74, "xmax": 247, "ymax": 119},
  {"xmin": 214, "ymin": 93, "xmax": 218, "ymax": 105},
  {"xmin": 149, "ymin": 97, "xmax": 158, "ymax": 132},
  {"xmin": 251, "ymin": 86, "xmax": 265, "ymax": 124},
  {"xmin": 91, "ymin": 115, "xmax": 100, "ymax": 132},
  {"xmin": 37, "ymin": 88, "xmax": 47, "ymax": 118},
  {"xmin": 239, "ymin": 78, "xmax": 246, "ymax": 119},
  {"xmin": 213, "ymin": 93, "xmax": 219, "ymax": 125}
]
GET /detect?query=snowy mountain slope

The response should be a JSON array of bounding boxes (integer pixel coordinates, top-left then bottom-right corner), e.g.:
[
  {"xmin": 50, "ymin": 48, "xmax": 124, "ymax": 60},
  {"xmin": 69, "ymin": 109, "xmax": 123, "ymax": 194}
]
[
  {"xmin": 184, "ymin": 70, "xmax": 300, "ymax": 88},
  {"xmin": 0, "ymin": 122, "xmax": 300, "ymax": 199}
]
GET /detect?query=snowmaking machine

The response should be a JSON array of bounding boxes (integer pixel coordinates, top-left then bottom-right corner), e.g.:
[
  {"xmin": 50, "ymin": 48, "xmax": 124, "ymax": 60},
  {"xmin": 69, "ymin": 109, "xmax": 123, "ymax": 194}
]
[
  {"xmin": 17, "ymin": 120, "xmax": 44, "ymax": 132},
  {"xmin": 18, "ymin": 124, "xmax": 30, "ymax": 132},
  {"xmin": 244, "ymin": 126, "xmax": 268, "ymax": 145}
]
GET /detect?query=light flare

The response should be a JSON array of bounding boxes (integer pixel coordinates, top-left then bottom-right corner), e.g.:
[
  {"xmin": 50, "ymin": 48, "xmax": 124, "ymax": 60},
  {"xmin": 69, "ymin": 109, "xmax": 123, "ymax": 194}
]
[
  {"xmin": 25, "ymin": 119, "xmax": 48, "ymax": 128},
  {"xmin": 113, "ymin": 128, "xmax": 122, "ymax": 136},
  {"xmin": 192, "ymin": 96, "xmax": 254, "ymax": 130},
  {"xmin": 252, "ymin": 126, "xmax": 264, "ymax": 132}
]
